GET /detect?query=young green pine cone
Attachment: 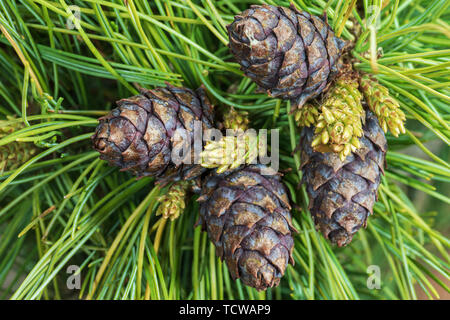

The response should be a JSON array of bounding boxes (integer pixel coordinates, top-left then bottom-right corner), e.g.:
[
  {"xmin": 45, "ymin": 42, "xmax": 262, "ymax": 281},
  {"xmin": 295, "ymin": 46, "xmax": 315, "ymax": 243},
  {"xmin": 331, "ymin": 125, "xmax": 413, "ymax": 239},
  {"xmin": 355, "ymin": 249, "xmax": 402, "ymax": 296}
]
[
  {"xmin": 198, "ymin": 165, "xmax": 295, "ymax": 290},
  {"xmin": 156, "ymin": 181, "xmax": 189, "ymax": 220},
  {"xmin": 360, "ymin": 75, "xmax": 406, "ymax": 136},
  {"xmin": 227, "ymin": 4, "xmax": 346, "ymax": 109},
  {"xmin": 311, "ymin": 77, "xmax": 365, "ymax": 161},
  {"xmin": 300, "ymin": 110, "xmax": 386, "ymax": 247},
  {"xmin": 91, "ymin": 84, "xmax": 215, "ymax": 183},
  {"xmin": 1, "ymin": 117, "xmax": 38, "ymax": 174}
]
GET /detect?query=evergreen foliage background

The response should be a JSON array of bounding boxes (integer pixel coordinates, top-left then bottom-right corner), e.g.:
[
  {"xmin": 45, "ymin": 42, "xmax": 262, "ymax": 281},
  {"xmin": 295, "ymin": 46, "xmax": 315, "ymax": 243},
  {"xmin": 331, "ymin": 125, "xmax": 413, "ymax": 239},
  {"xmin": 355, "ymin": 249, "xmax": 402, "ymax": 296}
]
[{"xmin": 0, "ymin": 0, "xmax": 448, "ymax": 299}]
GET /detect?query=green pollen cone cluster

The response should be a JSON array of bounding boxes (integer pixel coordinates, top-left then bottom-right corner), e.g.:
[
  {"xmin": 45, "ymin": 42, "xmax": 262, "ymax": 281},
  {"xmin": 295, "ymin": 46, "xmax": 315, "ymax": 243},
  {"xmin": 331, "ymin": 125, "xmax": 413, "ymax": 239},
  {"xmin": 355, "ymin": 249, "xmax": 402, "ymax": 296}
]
[
  {"xmin": 200, "ymin": 135, "xmax": 259, "ymax": 173},
  {"xmin": 222, "ymin": 107, "xmax": 249, "ymax": 132},
  {"xmin": 360, "ymin": 75, "xmax": 406, "ymax": 137},
  {"xmin": 201, "ymin": 107, "xmax": 259, "ymax": 174},
  {"xmin": 1, "ymin": 117, "xmax": 38, "ymax": 174},
  {"xmin": 297, "ymin": 76, "xmax": 365, "ymax": 161},
  {"xmin": 294, "ymin": 104, "xmax": 320, "ymax": 127},
  {"xmin": 156, "ymin": 181, "xmax": 190, "ymax": 221}
]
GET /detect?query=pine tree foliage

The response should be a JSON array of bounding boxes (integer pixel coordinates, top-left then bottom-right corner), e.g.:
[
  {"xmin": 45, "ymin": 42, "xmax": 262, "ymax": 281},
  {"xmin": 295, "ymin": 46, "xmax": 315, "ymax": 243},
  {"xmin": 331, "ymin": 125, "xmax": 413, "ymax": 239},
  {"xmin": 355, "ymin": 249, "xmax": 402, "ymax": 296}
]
[{"xmin": 0, "ymin": 0, "xmax": 448, "ymax": 300}]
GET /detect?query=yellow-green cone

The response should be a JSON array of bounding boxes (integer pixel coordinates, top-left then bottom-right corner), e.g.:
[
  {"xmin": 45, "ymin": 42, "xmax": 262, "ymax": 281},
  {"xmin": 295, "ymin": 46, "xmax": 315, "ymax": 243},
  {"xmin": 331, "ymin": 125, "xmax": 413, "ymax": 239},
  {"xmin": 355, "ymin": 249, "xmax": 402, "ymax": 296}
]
[
  {"xmin": 201, "ymin": 107, "xmax": 259, "ymax": 173},
  {"xmin": 200, "ymin": 134, "xmax": 259, "ymax": 174},
  {"xmin": 294, "ymin": 104, "xmax": 320, "ymax": 128},
  {"xmin": 360, "ymin": 75, "xmax": 406, "ymax": 137},
  {"xmin": 222, "ymin": 107, "xmax": 249, "ymax": 132},
  {"xmin": 156, "ymin": 181, "xmax": 190, "ymax": 221},
  {"xmin": 311, "ymin": 77, "xmax": 365, "ymax": 161},
  {"xmin": 1, "ymin": 117, "xmax": 38, "ymax": 174}
]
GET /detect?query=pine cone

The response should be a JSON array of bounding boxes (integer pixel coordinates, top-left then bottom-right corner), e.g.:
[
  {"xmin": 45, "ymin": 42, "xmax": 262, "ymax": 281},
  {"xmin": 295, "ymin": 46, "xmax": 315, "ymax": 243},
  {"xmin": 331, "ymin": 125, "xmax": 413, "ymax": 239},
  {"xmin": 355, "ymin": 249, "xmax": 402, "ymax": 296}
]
[
  {"xmin": 91, "ymin": 84, "xmax": 215, "ymax": 182},
  {"xmin": 300, "ymin": 110, "xmax": 386, "ymax": 246},
  {"xmin": 198, "ymin": 165, "xmax": 295, "ymax": 290},
  {"xmin": 227, "ymin": 4, "xmax": 346, "ymax": 108}
]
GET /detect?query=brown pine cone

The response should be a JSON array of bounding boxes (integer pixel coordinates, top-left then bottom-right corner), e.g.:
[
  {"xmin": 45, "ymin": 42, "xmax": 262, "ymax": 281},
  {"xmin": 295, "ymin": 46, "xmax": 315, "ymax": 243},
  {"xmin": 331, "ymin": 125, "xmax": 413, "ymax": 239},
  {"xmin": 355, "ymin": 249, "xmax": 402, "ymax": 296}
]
[
  {"xmin": 198, "ymin": 165, "xmax": 296, "ymax": 290},
  {"xmin": 91, "ymin": 84, "xmax": 215, "ymax": 182},
  {"xmin": 227, "ymin": 4, "xmax": 346, "ymax": 109},
  {"xmin": 300, "ymin": 110, "xmax": 386, "ymax": 246}
]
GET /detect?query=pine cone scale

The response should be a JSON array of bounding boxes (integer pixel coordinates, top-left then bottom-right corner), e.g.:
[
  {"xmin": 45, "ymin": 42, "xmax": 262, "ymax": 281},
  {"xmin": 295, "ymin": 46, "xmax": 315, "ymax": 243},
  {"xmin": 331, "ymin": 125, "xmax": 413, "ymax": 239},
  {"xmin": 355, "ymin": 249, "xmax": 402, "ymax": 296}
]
[
  {"xmin": 117, "ymin": 99, "xmax": 148, "ymax": 131},
  {"xmin": 231, "ymin": 202, "xmax": 264, "ymax": 227}
]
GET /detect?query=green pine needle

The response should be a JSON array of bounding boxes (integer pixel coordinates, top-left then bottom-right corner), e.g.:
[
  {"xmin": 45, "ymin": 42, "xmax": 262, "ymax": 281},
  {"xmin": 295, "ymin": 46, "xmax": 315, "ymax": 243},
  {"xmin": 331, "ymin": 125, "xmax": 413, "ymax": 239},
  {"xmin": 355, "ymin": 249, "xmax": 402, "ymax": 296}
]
[{"xmin": 0, "ymin": 0, "xmax": 448, "ymax": 300}]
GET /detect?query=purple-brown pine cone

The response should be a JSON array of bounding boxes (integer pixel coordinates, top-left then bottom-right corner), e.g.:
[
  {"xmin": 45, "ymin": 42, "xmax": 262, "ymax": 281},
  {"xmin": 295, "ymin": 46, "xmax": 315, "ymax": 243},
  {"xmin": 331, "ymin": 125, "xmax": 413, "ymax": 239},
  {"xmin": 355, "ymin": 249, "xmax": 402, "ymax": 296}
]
[
  {"xmin": 227, "ymin": 4, "xmax": 346, "ymax": 108},
  {"xmin": 91, "ymin": 84, "xmax": 215, "ymax": 182},
  {"xmin": 199, "ymin": 165, "xmax": 296, "ymax": 290},
  {"xmin": 300, "ymin": 110, "xmax": 387, "ymax": 246}
]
